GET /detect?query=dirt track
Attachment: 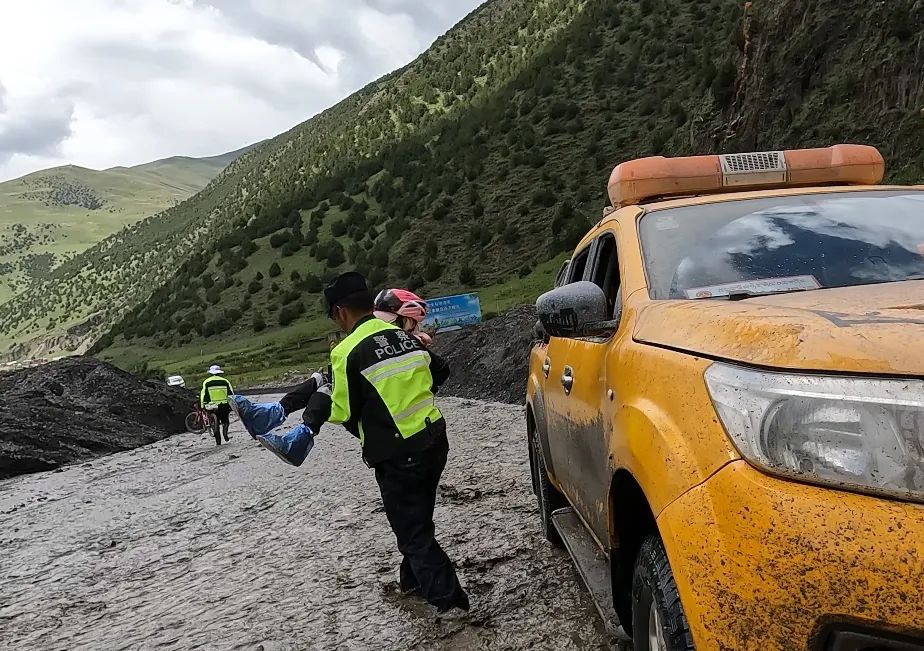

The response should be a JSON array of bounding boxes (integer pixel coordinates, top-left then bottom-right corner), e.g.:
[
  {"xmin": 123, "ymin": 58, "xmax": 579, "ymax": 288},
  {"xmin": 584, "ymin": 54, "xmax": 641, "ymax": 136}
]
[{"xmin": 0, "ymin": 396, "xmax": 613, "ymax": 650}]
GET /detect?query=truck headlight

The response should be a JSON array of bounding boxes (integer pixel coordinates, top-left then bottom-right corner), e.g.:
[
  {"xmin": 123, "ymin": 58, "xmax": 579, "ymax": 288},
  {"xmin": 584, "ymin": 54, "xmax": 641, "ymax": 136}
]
[{"xmin": 704, "ymin": 363, "xmax": 924, "ymax": 503}]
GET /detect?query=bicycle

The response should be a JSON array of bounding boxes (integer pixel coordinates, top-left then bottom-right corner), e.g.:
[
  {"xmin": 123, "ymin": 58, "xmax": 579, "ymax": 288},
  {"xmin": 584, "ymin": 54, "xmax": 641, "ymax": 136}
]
[{"xmin": 185, "ymin": 403, "xmax": 216, "ymax": 434}]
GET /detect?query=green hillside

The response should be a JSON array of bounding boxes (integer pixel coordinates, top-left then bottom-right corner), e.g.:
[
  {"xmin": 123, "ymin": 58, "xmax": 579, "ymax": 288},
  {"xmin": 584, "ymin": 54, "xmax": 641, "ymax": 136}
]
[
  {"xmin": 3, "ymin": 0, "xmax": 924, "ymax": 375},
  {"xmin": 0, "ymin": 145, "xmax": 250, "ymax": 304}
]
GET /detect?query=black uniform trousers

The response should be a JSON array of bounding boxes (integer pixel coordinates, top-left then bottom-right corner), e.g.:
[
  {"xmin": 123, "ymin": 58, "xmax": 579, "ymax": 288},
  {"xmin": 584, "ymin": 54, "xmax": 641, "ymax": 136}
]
[
  {"xmin": 373, "ymin": 429, "xmax": 469, "ymax": 612},
  {"xmin": 212, "ymin": 404, "xmax": 231, "ymax": 444}
]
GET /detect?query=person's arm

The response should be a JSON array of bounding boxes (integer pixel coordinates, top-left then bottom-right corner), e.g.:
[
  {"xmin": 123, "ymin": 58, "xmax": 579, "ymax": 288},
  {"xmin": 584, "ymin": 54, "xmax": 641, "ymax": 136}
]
[
  {"xmin": 200, "ymin": 382, "xmax": 209, "ymax": 407},
  {"xmin": 428, "ymin": 350, "xmax": 451, "ymax": 392},
  {"xmin": 226, "ymin": 378, "xmax": 235, "ymax": 396}
]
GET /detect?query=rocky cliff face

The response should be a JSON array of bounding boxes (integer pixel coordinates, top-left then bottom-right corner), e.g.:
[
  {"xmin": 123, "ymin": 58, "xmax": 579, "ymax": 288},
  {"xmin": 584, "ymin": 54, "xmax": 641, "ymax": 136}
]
[
  {"xmin": 3, "ymin": 313, "xmax": 105, "ymax": 362},
  {"xmin": 720, "ymin": 0, "xmax": 924, "ymax": 181}
]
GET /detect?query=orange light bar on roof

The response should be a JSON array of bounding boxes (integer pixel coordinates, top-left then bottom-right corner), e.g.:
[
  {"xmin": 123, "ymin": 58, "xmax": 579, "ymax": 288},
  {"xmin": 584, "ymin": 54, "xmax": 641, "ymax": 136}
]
[{"xmin": 607, "ymin": 144, "xmax": 885, "ymax": 209}]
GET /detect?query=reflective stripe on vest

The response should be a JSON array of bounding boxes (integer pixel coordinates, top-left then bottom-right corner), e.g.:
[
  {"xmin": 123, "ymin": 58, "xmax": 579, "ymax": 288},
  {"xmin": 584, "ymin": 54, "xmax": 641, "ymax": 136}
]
[{"xmin": 360, "ymin": 348, "xmax": 440, "ymax": 439}]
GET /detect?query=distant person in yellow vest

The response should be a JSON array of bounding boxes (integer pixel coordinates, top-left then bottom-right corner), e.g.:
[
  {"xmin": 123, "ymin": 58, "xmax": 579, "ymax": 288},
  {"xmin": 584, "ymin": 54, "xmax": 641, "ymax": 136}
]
[{"xmin": 200, "ymin": 364, "xmax": 234, "ymax": 445}]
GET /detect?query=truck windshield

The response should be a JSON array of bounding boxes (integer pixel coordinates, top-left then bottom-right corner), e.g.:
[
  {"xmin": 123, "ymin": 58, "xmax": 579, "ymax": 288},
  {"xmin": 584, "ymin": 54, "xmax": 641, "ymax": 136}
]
[{"xmin": 639, "ymin": 190, "xmax": 924, "ymax": 300}]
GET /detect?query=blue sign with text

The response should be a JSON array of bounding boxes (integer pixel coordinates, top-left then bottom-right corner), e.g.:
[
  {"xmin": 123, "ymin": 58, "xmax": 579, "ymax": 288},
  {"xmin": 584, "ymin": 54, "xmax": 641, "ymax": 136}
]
[{"xmin": 422, "ymin": 293, "xmax": 482, "ymax": 333}]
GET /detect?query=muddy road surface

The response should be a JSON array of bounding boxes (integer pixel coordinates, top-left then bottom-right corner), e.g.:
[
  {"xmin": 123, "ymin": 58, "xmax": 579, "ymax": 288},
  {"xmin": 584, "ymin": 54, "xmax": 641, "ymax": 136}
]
[{"xmin": 0, "ymin": 397, "xmax": 614, "ymax": 650}]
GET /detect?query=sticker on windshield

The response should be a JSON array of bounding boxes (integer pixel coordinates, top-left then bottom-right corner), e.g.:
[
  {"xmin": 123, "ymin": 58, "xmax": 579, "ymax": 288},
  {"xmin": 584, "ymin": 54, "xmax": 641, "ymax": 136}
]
[{"xmin": 685, "ymin": 275, "xmax": 821, "ymax": 299}]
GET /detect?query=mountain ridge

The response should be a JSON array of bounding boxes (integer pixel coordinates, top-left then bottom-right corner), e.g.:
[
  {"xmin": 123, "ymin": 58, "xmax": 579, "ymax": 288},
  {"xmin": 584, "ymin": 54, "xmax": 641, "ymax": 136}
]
[{"xmin": 0, "ymin": 143, "xmax": 254, "ymax": 309}]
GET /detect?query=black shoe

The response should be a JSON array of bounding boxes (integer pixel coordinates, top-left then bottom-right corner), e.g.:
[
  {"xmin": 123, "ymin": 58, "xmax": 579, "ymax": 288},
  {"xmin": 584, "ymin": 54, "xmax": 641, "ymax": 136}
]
[{"xmin": 437, "ymin": 592, "xmax": 470, "ymax": 613}]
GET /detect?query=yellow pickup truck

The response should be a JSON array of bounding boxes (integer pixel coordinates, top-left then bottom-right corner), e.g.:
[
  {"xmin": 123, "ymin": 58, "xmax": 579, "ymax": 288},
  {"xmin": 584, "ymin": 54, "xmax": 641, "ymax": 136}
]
[{"xmin": 527, "ymin": 145, "xmax": 924, "ymax": 651}]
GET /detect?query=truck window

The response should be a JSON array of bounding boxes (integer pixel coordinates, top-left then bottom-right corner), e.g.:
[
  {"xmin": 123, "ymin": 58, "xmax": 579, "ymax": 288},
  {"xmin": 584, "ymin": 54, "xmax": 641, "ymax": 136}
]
[
  {"xmin": 554, "ymin": 259, "xmax": 571, "ymax": 288},
  {"xmin": 590, "ymin": 234, "xmax": 620, "ymax": 319},
  {"xmin": 567, "ymin": 247, "xmax": 591, "ymax": 283}
]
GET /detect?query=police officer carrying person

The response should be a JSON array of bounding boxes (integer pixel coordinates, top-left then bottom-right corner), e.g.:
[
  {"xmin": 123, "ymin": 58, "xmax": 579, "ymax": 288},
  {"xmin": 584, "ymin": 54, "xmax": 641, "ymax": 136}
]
[
  {"xmin": 322, "ymin": 272, "xmax": 469, "ymax": 614},
  {"xmin": 231, "ymin": 272, "xmax": 470, "ymax": 616},
  {"xmin": 200, "ymin": 364, "xmax": 234, "ymax": 445}
]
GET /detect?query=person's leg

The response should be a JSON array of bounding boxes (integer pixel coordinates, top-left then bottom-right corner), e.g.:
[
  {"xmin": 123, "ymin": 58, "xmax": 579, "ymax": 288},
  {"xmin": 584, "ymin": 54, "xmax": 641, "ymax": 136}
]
[
  {"xmin": 230, "ymin": 374, "xmax": 326, "ymax": 439},
  {"xmin": 375, "ymin": 440, "xmax": 468, "ymax": 612},
  {"xmin": 218, "ymin": 405, "xmax": 231, "ymax": 441},
  {"xmin": 228, "ymin": 396, "xmax": 285, "ymax": 439},
  {"xmin": 424, "ymin": 434, "xmax": 469, "ymax": 611},
  {"xmin": 399, "ymin": 434, "xmax": 447, "ymax": 596},
  {"xmin": 211, "ymin": 413, "xmax": 221, "ymax": 446}
]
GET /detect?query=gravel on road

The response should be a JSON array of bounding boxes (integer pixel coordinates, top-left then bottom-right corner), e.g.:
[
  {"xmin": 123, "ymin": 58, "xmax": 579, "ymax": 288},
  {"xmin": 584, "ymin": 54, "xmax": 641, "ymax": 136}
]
[{"xmin": 0, "ymin": 396, "xmax": 613, "ymax": 650}]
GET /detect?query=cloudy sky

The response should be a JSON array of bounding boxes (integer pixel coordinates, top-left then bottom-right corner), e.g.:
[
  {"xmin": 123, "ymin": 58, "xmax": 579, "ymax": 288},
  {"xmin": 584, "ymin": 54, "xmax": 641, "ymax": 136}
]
[{"xmin": 0, "ymin": 0, "xmax": 481, "ymax": 182}]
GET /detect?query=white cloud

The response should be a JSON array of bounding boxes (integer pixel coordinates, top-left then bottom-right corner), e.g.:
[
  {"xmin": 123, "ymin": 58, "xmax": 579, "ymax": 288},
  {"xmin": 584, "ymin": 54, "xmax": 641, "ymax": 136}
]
[{"xmin": 0, "ymin": 0, "xmax": 480, "ymax": 181}]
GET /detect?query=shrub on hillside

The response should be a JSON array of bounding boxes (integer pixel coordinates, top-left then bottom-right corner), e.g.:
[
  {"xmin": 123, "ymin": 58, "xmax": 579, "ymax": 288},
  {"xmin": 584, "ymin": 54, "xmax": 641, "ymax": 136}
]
[
  {"xmin": 270, "ymin": 231, "xmax": 291, "ymax": 248},
  {"xmin": 278, "ymin": 304, "xmax": 300, "ymax": 327},
  {"xmin": 202, "ymin": 316, "xmax": 232, "ymax": 338},
  {"xmin": 424, "ymin": 259, "xmax": 443, "ymax": 282},
  {"xmin": 281, "ymin": 240, "xmax": 302, "ymax": 257},
  {"xmin": 302, "ymin": 272, "xmax": 323, "ymax": 293},
  {"xmin": 531, "ymin": 188, "xmax": 556, "ymax": 207},
  {"xmin": 331, "ymin": 220, "xmax": 347, "ymax": 237},
  {"xmin": 459, "ymin": 264, "xmax": 477, "ymax": 286},
  {"xmin": 327, "ymin": 246, "xmax": 345, "ymax": 267},
  {"xmin": 407, "ymin": 274, "xmax": 424, "ymax": 291}
]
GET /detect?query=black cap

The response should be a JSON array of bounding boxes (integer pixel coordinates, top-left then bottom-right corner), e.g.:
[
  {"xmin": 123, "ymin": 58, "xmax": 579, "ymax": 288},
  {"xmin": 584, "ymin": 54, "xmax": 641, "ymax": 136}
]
[{"xmin": 324, "ymin": 271, "xmax": 369, "ymax": 317}]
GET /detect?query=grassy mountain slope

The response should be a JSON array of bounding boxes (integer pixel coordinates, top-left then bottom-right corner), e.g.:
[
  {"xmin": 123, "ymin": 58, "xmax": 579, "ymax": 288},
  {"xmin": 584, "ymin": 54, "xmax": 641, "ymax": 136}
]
[
  {"xmin": 5, "ymin": 0, "xmax": 924, "ymax": 377},
  {"xmin": 0, "ymin": 146, "xmax": 250, "ymax": 303}
]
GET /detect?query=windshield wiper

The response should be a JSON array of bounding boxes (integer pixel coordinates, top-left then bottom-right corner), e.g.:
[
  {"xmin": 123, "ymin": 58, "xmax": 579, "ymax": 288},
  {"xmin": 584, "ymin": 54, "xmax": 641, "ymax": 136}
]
[{"xmin": 723, "ymin": 288, "xmax": 816, "ymax": 301}]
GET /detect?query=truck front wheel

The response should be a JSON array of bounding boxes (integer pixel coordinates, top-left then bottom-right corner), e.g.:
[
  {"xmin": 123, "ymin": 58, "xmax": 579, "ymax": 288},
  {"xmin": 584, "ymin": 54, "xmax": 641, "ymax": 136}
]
[{"xmin": 631, "ymin": 535, "xmax": 694, "ymax": 651}]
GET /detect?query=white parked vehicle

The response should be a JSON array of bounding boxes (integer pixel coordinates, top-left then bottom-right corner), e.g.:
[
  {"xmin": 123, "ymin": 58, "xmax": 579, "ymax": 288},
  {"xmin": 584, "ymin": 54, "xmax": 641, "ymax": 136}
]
[{"xmin": 166, "ymin": 375, "xmax": 186, "ymax": 388}]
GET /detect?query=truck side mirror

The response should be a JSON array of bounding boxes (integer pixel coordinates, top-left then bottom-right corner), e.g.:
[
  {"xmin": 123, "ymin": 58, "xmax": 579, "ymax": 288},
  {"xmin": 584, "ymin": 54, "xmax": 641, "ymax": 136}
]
[{"xmin": 536, "ymin": 281, "xmax": 611, "ymax": 339}]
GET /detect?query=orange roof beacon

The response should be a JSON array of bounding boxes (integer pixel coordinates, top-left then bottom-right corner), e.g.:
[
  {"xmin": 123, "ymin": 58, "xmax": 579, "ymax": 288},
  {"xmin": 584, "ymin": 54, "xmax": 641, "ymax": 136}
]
[{"xmin": 528, "ymin": 144, "xmax": 924, "ymax": 650}]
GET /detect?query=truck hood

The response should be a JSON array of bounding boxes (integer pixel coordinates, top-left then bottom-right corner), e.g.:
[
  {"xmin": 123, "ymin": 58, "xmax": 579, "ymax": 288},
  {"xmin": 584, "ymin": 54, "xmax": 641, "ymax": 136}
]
[{"xmin": 633, "ymin": 281, "xmax": 924, "ymax": 375}]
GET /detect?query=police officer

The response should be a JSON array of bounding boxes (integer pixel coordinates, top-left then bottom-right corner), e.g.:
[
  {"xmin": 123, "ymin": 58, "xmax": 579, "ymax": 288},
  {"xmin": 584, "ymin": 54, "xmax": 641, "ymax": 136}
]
[
  {"xmin": 200, "ymin": 364, "xmax": 234, "ymax": 445},
  {"xmin": 321, "ymin": 271, "xmax": 469, "ymax": 615}
]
